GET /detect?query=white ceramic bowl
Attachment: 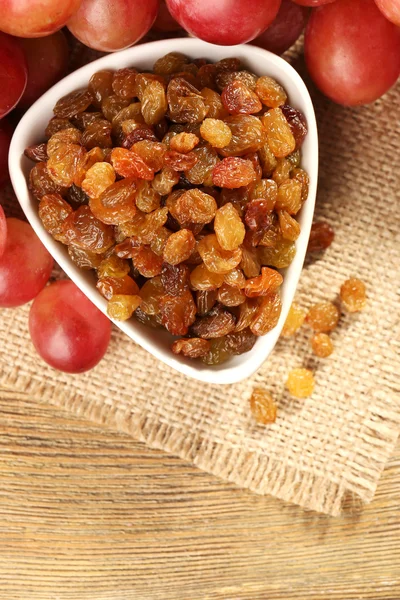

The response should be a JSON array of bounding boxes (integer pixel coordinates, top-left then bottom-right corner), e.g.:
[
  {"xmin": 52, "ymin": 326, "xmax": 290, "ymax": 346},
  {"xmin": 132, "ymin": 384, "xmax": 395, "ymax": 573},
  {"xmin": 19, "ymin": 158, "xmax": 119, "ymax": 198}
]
[{"xmin": 9, "ymin": 37, "xmax": 318, "ymax": 385}]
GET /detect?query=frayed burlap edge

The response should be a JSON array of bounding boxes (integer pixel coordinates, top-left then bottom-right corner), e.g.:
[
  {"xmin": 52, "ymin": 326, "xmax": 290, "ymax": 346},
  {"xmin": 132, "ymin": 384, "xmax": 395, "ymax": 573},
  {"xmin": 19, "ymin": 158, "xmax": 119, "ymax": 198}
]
[{"xmin": 2, "ymin": 361, "xmax": 399, "ymax": 517}]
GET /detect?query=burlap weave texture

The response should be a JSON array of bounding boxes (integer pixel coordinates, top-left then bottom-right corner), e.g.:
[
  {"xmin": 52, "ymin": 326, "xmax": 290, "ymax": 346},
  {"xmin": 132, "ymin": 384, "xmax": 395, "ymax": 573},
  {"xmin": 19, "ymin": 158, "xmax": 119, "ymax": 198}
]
[{"xmin": 0, "ymin": 50, "xmax": 399, "ymax": 516}]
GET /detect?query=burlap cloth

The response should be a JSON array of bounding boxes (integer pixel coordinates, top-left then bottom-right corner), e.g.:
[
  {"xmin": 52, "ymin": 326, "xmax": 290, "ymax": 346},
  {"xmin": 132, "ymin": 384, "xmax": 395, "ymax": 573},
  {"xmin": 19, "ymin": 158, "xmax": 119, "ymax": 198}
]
[{"xmin": 0, "ymin": 43, "xmax": 399, "ymax": 516}]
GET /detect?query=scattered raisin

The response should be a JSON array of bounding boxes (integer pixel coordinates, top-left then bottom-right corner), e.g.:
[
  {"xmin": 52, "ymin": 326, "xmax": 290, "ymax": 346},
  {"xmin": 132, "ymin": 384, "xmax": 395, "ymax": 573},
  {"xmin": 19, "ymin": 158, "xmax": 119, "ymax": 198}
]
[
  {"xmin": 286, "ymin": 368, "xmax": 315, "ymax": 398},
  {"xmin": 340, "ymin": 278, "xmax": 367, "ymax": 313},
  {"xmin": 306, "ymin": 302, "xmax": 340, "ymax": 333},
  {"xmin": 311, "ymin": 333, "xmax": 334, "ymax": 358},
  {"xmin": 249, "ymin": 388, "xmax": 277, "ymax": 424},
  {"xmin": 307, "ymin": 222, "xmax": 335, "ymax": 253}
]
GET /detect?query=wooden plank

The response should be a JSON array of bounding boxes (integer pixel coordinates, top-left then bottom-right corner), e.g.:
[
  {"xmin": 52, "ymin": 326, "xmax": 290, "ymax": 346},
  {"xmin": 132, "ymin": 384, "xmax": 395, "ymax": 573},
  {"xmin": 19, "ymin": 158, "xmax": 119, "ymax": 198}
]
[{"xmin": 0, "ymin": 389, "xmax": 398, "ymax": 600}]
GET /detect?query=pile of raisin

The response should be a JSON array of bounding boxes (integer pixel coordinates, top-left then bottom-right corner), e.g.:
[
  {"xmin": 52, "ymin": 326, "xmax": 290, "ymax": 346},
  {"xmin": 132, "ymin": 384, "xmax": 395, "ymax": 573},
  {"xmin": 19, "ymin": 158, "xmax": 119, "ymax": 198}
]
[{"xmin": 25, "ymin": 52, "xmax": 310, "ymax": 366}]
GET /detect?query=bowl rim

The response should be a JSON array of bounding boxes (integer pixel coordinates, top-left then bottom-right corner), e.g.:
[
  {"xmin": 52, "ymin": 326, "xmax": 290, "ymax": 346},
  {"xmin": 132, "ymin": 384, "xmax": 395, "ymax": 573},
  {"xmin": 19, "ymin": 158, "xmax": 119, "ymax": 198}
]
[{"xmin": 9, "ymin": 37, "xmax": 318, "ymax": 385}]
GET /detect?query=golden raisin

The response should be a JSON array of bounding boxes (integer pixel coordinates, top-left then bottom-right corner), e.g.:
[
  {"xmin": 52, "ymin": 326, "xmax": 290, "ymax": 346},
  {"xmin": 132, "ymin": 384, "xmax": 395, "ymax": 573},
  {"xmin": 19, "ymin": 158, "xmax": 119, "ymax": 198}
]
[
  {"xmin": 212, "ymin": 157, "xmax": 256, "ymax": 189},
  {"xmin": 255, "ymin": 76, "xmax": 287, "ymax": 108},
  {"xmin": 97, "ymin": 275, "xmax": 139, "ymax": 300},
  {"xmin": 107, "ymin": 294, "xmax": 142, "ymax": 321},
  {"xmin": 81, "ymin": 162, "xmax": 115, "ymax": 198},
  {"xmin": 286, "ymin": 368, "xmax": 315, "ymax": 398},
  {"xmin": 278, "ymin": 210, "xmax": 301, "ymax": 242},
  {"xmin": 250, "ymin": 292, "xmax": 282, "ymax": 336},
  {"xmin": 340, "ymin": 278, "xmax": 367, "ymax": 313},
  {"xmin": 200, "ymin": 88, "xmax": 227, "ymax": 119},
  {"xmin": 97, "ymin": 255, "xmax": 130, "ymax": 279},
  {"xmin": 311, "ymin": 333, "xmax": 334, "ymax": 358},
  {"xmin": 306, "ymin": 302, "xmax": 340, "ymax": 333},
  {"xmin": 200, "ymin": 118, "xmax": 232, "ymax": 148},
  {"xmin": 262, "ymin": 108, "xmax": 296, "ymax": 158},
  {"xmin": 171, "ymin": 338, "xmax": 211, "ymax": 358},
  {"xmin": 214, "ymin": 203, "xmax": 245, "ymax": 251},
  {"xmin": 198, "ymin": 234, "xmax": 242, "ymax": 274},
  {"xmin": 249, "ymin": 388, "xmax": 277, "ymax": 424},
  {"xmin": 281, "ymin": 302, "xmax": 306, "ymax": 337},
  {"xmin": 217, "ymin": 283, "xmax": 246, "ymax": 307},
  {"xmin": 169, "ymin": 132, "xmax": 199, "ymax": 153},
  {"xmin": 258, "ymin": 238, "xmax": 296, "ymax": 269},
  {"xmin": 190, "ymin": 264, "xmax": 225, "ymax": 291},
  {"xmin": 163, "ymin": 228, "xmax": 196, "ymax": 265},
  {"xmin": 244, "ymin": 267, "xmax": 283, "ymax": 298},
  {"xmin": 223, "ymin": 268, "xmax": 246, "ymax": 289},
  {"xmin": 173, "ymin": 189, "xmax": 217, "ymax": 224},
  {"xmin": 275, "ymin": 179, "xmax": 303, "ymax": 214}
]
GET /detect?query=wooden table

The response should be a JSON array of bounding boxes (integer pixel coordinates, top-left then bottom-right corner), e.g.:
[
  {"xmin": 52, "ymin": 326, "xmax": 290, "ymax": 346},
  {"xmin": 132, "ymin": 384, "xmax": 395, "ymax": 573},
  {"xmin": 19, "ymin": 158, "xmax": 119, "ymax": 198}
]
[{"xmin": 0, "ymin": 388, "xmax": 399, "ymax": 600}]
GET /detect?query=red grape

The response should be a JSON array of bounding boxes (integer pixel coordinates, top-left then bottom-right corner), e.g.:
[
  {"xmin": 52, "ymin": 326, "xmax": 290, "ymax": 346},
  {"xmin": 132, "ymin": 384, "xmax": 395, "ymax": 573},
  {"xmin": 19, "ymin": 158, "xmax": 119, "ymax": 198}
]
[
  {"xmin": 0, "ymin": 218, "xmax": 53, "ymax": 307},
  {"xmin": 166, "ymin": 0, "xmax": 281, "ymax": 45},
  {"xmin": 67, "ymin": 0, "xmax": 159, "ymax": 52},
  {"xmin": 0, "ymin": 120, "xmax": 13, "ymax": 185},
  {"xmin": 0, "ymin": 32, "xmax": 27, "ymax": 118},
  {"xmin": 0, "ymin": 206, "xmax": 6, "ymax": 258},
  {"xmin": 304, "ymin": 0, "xmax": 400, "ymax": 105},
  {"xmin": 253, "ymin": 0, "xmax": 308, "ymax": 55},
  {"xmin": 153, "ymin": 0, "xmax": 182, "ymax": 31},
  {"xmin": 29, "ymin": 280, "xmax": 111, "ymax": 373},
  {"xmin": 375, "ymin": 0, "xmax": 400, "ymax": 26},
  {"xmin": 292, "ymin": 0, "xmax": 335, "ymax": 6},
  {"xmin": 19, "ymin": 31, "xmax": 69, "ymax": 108},
  {"xmin": 0, "ymin": 0, "xmax": 81, "ymax": 37}
]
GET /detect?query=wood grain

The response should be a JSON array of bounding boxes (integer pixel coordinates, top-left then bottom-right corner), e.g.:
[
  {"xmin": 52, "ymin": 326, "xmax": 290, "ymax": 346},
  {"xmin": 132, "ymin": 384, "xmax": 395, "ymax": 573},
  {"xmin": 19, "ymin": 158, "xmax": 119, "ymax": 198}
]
[{"xmin": 0, "ymin": 388, "xmax": 399, "ymax": 600}]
